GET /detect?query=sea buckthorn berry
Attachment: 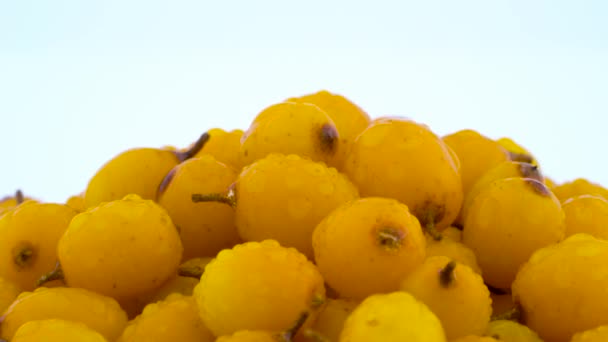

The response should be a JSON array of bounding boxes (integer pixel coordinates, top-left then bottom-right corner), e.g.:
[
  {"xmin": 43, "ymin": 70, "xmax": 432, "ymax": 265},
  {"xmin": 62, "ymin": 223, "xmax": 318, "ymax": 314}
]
[
  {"xmin": 287, "ymin": 90, "xmax": 371, "ymax": 169},
  {"xmin": 157, "ymin": 155, "xmax": 241, "ymax": 260},
  {"xmin": 194, "ymin": 128, "xmax": 244, "ymax": 169},
  {"xmin": 562, "ymin": 195, "xmax": 608, "ymax": 239},
  {"xmin": 343, "ymin": 117, "xmax": 462, "ymax": 236},
  {"xmin": 0, "ymin": 202, "xmax": 77, "ymax": 290},
  {"xmin": 496, "ymin": 137, "xmax": 538, "ymax": 166},
  {"xmin": 84, "ymin": 133, "xmax": 209, "ymax": 208},
  {"xmin": 485, "ymin": 320, "xmax": 542, "ymax": 342},
  {"xmin": 0, "ymin": 276, "xmax": 21, "ymax": 314},
  {"xmin": 463, "ymin": 177, "xmax": 565, "ymax": 290},
  {"xmin": 192, "ymin": 153, "xmax": 359, "ymax": 259},
  {"xmin": 0, "ymin": 286, "xmax": 127, "ymax": 341},
  {"xmin": 56, "ymin": 194, "xmax": 183, "ymax": 301},
  {"xmin": 240, "ymin": 102, "xmax": 341, "ymax": 168},
  {"xmin": 570, "ymin": 325, "xmax": 608, "ymax": 342},
  {"xmin": 512, "ymin": 234, "xmax": 608, "ymax": 342},
  {"xmin": 553, "ymin": 178, "xmax": 608, "ymax": 203},
  {"xmin": 400, "ymin": 256, "xmax": 492, "ymax": 339},
  {"xmin": 338, "ymin": 291, "xmax": 446, "ymax": 342},
  {"xmin": 11, "ymin": 319, "xmax": 109, "ymax": 342},
  {"xmin": 313, "ymin": 197, "xmax": 426, "ymax": 299},
  {"xmin": 308, "ymin": 298, "xmax": 359, "ymax": 342},
  {"xmin": 425, "ymin": 238, "xmax": 482, "ymax": 274},
  {"xmin": 193, "ymin": 240, "xmax": 325, "ymax": 337}
]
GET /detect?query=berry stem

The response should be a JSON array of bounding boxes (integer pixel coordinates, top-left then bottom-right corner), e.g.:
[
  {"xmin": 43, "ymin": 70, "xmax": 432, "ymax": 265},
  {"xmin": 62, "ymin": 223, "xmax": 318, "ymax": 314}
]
[
  {"xmin": 36, "ymin": 262, "xmax": 65, "ymax": 287},
  {"xmin": 191, "ymin": 193, "xmax": 236, "ymax": 207},
  {"xmin": 439, "ymin": 260, "xmax": 457, "ymax": 287},
  {"xmin": 175, "ymin": 132, "xmax": 210, "ymax": 162},
  {"xmin": 302, "ymin": 329, "xmax": 331, "ymax": 342},
  {"xmin": 177, "ymin": 265, "xmax": 204, "ymax": 279},
  {"xmin": 15, "ymin": 190, "xmax": 24, "ymax": 204},
  {"xmin": 425, "ymin": 220, "xmax": 443, "ymax": 241},
  {"xmin": 281, "ymin": 311, "xmax": 310, "ymax": 341}
]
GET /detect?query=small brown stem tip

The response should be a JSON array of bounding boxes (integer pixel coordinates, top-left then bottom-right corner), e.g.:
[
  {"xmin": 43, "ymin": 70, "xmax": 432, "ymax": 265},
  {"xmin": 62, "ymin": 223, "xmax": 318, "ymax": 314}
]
[
  {"xmin": 191, "ymin": 193, "xmax": 236, "ymax": 207},
  {"xmin": 439, "ymin": 260, "xmax": 457, "ymax": 287},
  {"xmin": 280, "ymin": 311, "xmax": 311, "ymax": 341},
  {"xmin": 177, "ymin": 265, "xmax": 204, "ymax": 279},
  {"xmin": 176, "ymin": 132, "xmax": 211, "ymax": 162},
  {"xmin": 15, "ymin": 190, "xmax": 24, "ymax": 204},
  {"xmin": 491, "ymin": 305, "xmax": 522, "ymax": 322},
  {"xmin": 36, "ymin": 262, "xmax": 65, "ymax": 287}
]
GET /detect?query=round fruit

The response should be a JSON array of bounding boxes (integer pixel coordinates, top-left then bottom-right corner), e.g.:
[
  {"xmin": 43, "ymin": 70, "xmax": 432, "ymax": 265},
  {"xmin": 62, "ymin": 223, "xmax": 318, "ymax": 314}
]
[
  {"xmin": 309, "ymin": 298, "xmax": 359, "ymax": 342},
  {"xmin": 194, "ymin": 128, "xmax": 244, "ymax": 169},
  {"xmin": 117, "ymin": 293, "xmax": 214, "ymax": 342},
  {"xmin": 192, "ymin": 153, "xmax": 359, "ymax": 259},
  {"xmin": 11, "ymin": 319, "xmax": 108, "ymax": 342},
  {"xmin": 0, "ymin": 276, "xmax": 21, "ymax": 314},
  {"xmin": 400, "ymin": 256, "xmax": 492, "ymax": 339},
  {"xmin": 287, "ymin": 90, "xmax": 371, "ymax": 169},
  {"xmin": 570, "ymin": 325, "xmax": 608, "ymax": 342},
  {"xmin": 313, "ymin": 197, "xmax": 426, "ymax": 299},
  {"xmin": 442, "ymin": 129, "xmax": 509, "ymax": 198},
  {"xmin": 463, "ymin": 177, "xmax": 565, "ymax": 289},
  {"xmin": 339, "ymin": 291, "xmax": 446, "ymax": 342},
  {"xmin": 425, "ymin": 238, "xmax": 482, "ymax": 274},
  {"xmin": 450, "ymin": 336, "xmax": 499, "ymax": 342},
  {"xmin": 485, "ymin": 320, "xmax": 542, "ymax": 342},
  {"xmin": 57, "ymin": 194, "xmax": 183, "ymax": 300},
  {"xmin": 84, "ymin": 133, "xmax": 209, "ymax": 208},
  {"xmin": 343, "ymin": 117, "xmax": 462, "ymax": 234},
  {"xmin": 193, "ymin": 240, "xmax": 325, "ymax": 336},
  {"xmin": 0, "ymin": 286, "xmax": 127, "ymax": 341},
  {"xmin": 553, "ymin": 178, "xmax": 608, "ymax": 203},
  {"xmin": 496, "ymin": 137, "xmax": 538, "ymax": 166},
  {"xmin": 0, "ymin": 202, "xmax": 77, "ymax": 290},
  {"xmin": 512, "ymin": 234, "xmax": 608, "ymax": 342},
  {"xmin": 157, "ymin": 154, "xmax": 240, "ymax": 259},
  {"xmin": 562, "ymin": 195, "xmax": 608, "ymax": 239},
  {"xmin": 240, "ymin": 102, "xmax": 341, "ymax": 168}
]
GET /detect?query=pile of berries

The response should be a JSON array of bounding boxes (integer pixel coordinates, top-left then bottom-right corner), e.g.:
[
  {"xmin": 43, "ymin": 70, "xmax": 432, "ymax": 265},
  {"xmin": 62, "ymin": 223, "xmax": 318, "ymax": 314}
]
[{"xmin": 2, "ymin": 90, "xmax": 608, "ymax": 342}]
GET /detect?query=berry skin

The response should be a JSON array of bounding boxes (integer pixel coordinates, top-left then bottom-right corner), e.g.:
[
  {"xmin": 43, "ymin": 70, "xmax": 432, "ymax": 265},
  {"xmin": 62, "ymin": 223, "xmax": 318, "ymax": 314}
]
[
  {"xmin": 65, "ymin": 194, "xmax": 86, "ymax": 212},
  {"xmin": 0, "ymin": 202, "xmax": 77, "ymax": 290},
  {"xmin": 562, "ymin": 195, "xmax": 608, "ymax": 239},
  {"xmin": 485, "ymin": 320, "xmax": 542, "ymax": 342},
  {"xmin": 338, "ymin": 291, "xmax": 446, "ymax": 342},
  {"xmin": 0, "ymin": 286, "xmax": 127, "ymax": 341},
  {"xmin": 553, "ymin": 178, "xmax": 608, "ymax": 203},
  {"xmin": 216, "ymin": 330, "xmax": 279, "ymax": 342},
  {"xmin": 194, "ymin": 153, "xmax": 359, "ymax": 259},
  {"xmin": 570, "ymin": 325, "xmax": 608, "ymax": 342},
  {"xmin": 11, "ymin": 319, "xmax": 109, "ymax": 342},
  {"xmin": 442, "ymin": 129, "xmax": 509, "ymax": 199},
  {"xmin": 0, "ymin": 276, "xmax": 21, "ymax": 314},
  {"xmin": 309, "ymin": 298, "xmax": 359, "ymax": 342},
  {"xmin": 344, "ymin": 117, "xmax": 462, "ymax": 232},
  {"xmin": 117, "ymin": 294, "xmax": 214, "ymax": 342},
  {"xmin": 313, "ymin": 197, "xmax": 426, "ymax": 299},
  {"xmin": 400, "ymin": 256, "xmax": 492, "ymax": 339},
  {"xmin": 287, "ymin": 90, "xmax": 371, "ymax": 169},
  {"xmin": 194, "ymin": 128, "xmax": 244, "ymax": 170},
  {"xmin": 496, "ymin": 137, "xmax": 538, "ymax": 166},
  {"xmin": 157, "ymin": 155, "xmax": 241, "ymax": 260},
  {"xmin": 462, "ymin": 161, "xmax": 543, "ymax": 224},
  {"xmin": 84, "ymin": 133, "xmax": 209, "ymax": 208},
  {"xmin": 240, "ymin": 102, "xmax": 341, "ymax": 168},
  {"xmin": 425, "ymin": 238, "xmax": 482, "ymax": 275},
  {"xmin": 463, "ymin": 177, "xmax": 565, "ymax": 289},
  {"xmin": 193, "ymin": 240, "xmax": 326, "ymax": 337},
  {"xmin": 58, "ymin": 194, "xmax": 183, "ymax": 301},
  {"xmin": 512, "ymin": 234, "xmax": 608, "ymax": 342},
  {"xmin": 450, "ymin": 336, "xmax": 499, "ymax": 342}
]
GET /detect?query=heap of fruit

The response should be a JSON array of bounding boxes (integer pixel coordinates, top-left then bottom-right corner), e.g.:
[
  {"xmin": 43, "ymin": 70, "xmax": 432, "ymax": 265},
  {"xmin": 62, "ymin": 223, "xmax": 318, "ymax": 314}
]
[{"xmin": 2, "ymin": 90, "xmax": 608, "ymax": 342}]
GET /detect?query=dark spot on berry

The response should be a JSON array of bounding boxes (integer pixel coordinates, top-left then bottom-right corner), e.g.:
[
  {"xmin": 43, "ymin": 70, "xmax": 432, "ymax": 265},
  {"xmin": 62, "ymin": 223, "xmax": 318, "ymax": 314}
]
[
  {"xmin": 375, "ymin": 226, "xmax": 405, "ymax": 252},
  {"xmin": 525, "ymin": 179, "xmax": 551, "ymax": 197},
  {"xmin": 318, "ymin": 123, "xmax": 338, "ymax": 155},
  {"xmin": 12, "ymin": 241, "xmax": 37, "ymax": 269},
  {"xmin": 518, "ymin": 163, "xmax": 543, "ymax": 182},
  {"xmin": 509, "ymin": 151, "xmax": 534, "ymax": 164},
  {"xmin": 439, "ymin": 261, "xmax": 457, "ymax": 288}
]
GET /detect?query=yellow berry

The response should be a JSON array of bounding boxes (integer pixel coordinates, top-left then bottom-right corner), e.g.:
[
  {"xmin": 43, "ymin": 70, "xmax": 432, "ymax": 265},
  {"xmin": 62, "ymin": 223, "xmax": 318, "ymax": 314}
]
[
  {"xmin": 194, "ymin": 153, "xmax": 359, "ymax": 259},
  {"xmin": 240, "ymin": 102, "xmax": 341, "ymax": 168},
  {"xmin": 512, "ymin": 234, "xmax": 608, "ymax": 342},
  {"xmin": 545, "ymin": 176, "xmax": 557, "ymax": 189},
  {"xmin": 58, "ymin": 194, "xmax": 183, "ymax": 300},
  {"xmin": 344, "ymin": 117, "xmax": 462, "ymax": 232},
  {"xmin": 84, "ymin": 133, "xmax": 209, "ymax": 208},
  {"xmin": 563, "ymin": 195, "xmax": 608, "ymax": 239},
  {"xmin": 339, "ymin": 291, "xmax": 446, "ymax": 342},
  {"xmin": 287, "ymin": 90, "xmax": 371, "ymax": 169},
  {"xmin": 194, "ymin": 128, "xmax": 244, "ymax": 169},
  {"xmin": 496, "ymin": 137, "xmax": 538, "ymax": 166},
  {"xmin": 425, "ymin": 238, "xmax": 482, "ymax": 274},
  {"xmin": 443, "ymin": 129, "xmax": 509, "ymax": 198},
  {"xmin": 553, "ymin": 178, "xmax": 608, "ymax": 203},
  {"xmin": 400, "ymin": 256, "xmax": 492, "ymax": 339},
  {"xmin": 463, "ymin": 177, "xmax": 565, "ymax": 289},
  {"xmin": 117, "ymin": 294, "xmax": 214, "ymax": 342},
  {"xmin": 485, "ymin": 320, "xmax": 542, "ymax": 342},
  {"xmin": 193, "ymin": 240, "xmax": 325, "ymax": 336},
  {"xmin": 0, "ymin": 286, "xmax": 127, "ymax": 341},
  {"xmin": 450, "ymin": 336, "xmax": 500, "ymax": 342},
  {"xmin": 570, "ymin": 325, "xmax": 608, "ymax": 342},
  {"xmin": 65, "ymin": 194, "xmax": 86, "ymax": 213},
  {"xmin": 216, "ymin": 330, "xmax": 278, "ymax": 342},
  {"xmin": 11, "ymin": 319, "xmax": 109, "ymax": 342},
  {"xmin": 157, "ymin": 155, "xmax": 240, "ymax": 259},
  {"xmin": 0, "ymin": 202, "xmax": 77, "ymax": 290},
  {"xmin": 462, "ymin": 161, "xmax": 543, "ymax": 223},
  {"xmin": 442, "ymin": 226, "xmax": 463, "ymax": 242},
  {"xmin": 313, "ymin": 197, "xmax": 426, "ymax": 299},
  {"xmin": 309, "ymin": 298, "xmax": 359, "ymax": 342},
  {"xmin": 0, "ymin": 276, "xmax": 21, "ymax": 314}
]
